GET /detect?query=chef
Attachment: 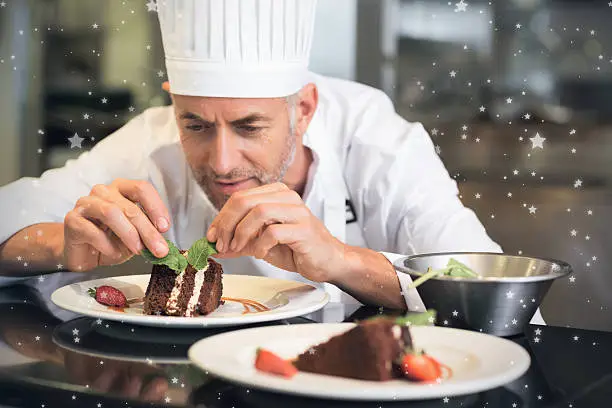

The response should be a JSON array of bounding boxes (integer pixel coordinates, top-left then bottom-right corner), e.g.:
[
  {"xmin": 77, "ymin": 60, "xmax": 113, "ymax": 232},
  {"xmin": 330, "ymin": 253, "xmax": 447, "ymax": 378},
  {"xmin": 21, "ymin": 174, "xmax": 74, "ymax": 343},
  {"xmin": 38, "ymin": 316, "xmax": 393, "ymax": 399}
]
[{"xmin": 0, "ymin": 0, "xmax": 538, "ymax": 323}]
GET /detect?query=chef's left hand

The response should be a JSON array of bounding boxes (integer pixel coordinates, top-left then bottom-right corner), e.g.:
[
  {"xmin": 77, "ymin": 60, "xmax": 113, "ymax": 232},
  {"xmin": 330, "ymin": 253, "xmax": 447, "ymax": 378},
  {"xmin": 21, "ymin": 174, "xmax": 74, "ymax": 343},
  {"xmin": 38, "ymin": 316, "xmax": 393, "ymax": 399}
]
[{"xmin": 206, "ymin": 182, "xmax": 346, "ymax": 282}]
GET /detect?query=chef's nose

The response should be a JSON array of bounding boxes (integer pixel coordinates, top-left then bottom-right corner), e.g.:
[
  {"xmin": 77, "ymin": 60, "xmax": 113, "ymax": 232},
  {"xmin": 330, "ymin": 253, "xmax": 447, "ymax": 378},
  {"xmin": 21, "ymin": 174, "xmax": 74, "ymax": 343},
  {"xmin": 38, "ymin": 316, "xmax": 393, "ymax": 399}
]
[{"xmin": 208, "ymin": 127, "xmax": 242, "ymax": 175}]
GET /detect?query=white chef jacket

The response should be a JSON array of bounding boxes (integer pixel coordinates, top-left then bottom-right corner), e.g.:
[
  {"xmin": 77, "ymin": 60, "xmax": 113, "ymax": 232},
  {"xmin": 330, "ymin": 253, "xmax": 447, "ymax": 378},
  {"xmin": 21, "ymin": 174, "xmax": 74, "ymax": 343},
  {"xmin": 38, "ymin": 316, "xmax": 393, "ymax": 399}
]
[{"xmin": 1, "ymin": 73, "xmax": 544, "ymax": 323}]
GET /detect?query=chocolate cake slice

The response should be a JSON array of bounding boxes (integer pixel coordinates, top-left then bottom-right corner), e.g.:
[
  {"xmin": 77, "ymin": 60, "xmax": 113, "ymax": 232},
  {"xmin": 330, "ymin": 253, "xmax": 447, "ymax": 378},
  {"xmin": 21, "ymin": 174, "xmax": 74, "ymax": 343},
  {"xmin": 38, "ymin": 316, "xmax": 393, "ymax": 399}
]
[
  {"xmin": 143, "ymin": 253, "xmax": 223, "ymax": 317},
  {"xmin": 293, "ymin": 316, "xmax": 413, "ymax": 381},
  {"xmin": 198, "ymin": 258, "xmax": 224, "ymax": 315}
]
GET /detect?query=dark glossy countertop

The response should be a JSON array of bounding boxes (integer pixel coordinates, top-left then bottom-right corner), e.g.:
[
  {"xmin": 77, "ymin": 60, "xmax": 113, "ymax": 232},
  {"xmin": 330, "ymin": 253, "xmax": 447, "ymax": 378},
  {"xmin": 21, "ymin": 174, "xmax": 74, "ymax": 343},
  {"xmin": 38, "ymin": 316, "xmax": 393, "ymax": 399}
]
[{"xmin": 0, "ymin": 271, "xmax": 610, "ymax": 408}]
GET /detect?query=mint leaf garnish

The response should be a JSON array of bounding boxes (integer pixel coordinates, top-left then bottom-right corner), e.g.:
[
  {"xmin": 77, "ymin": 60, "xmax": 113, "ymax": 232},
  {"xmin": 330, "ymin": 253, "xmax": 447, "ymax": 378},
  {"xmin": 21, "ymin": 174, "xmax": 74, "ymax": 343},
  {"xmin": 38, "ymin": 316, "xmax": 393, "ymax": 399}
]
[
  {"xmin": 186, "ymin": 238, "xmax": 217, "ymax": 270},
  {"xmin": 395, "ymin": 309, "xmax": 437, "ymax": 326},
  {"xmin": 141, "ymin": 238, "xmax": 187, "ymax": 274}
]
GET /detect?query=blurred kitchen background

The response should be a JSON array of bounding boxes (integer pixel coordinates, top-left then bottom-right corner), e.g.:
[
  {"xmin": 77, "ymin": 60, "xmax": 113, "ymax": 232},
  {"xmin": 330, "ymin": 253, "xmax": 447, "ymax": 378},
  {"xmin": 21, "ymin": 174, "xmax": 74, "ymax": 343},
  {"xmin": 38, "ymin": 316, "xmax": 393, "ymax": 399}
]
[{"xmin": 0, "ymin": 0, "xmax": 610, "ymax": 331}]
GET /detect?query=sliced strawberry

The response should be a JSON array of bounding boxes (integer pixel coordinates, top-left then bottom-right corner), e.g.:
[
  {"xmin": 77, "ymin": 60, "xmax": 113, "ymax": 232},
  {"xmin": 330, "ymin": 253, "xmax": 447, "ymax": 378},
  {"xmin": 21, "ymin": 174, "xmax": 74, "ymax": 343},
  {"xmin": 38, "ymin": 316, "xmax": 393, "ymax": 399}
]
[
  {"xmin": 88, "ymin": 286, "xmax": 127, "ymax": 307},
  {"xmin": 401, "ymin": 351, "xmax": 443, "ymax": 382},
  {"xmin": 254, "ymin": 348, "xmax": 298, "ymax": 378}
]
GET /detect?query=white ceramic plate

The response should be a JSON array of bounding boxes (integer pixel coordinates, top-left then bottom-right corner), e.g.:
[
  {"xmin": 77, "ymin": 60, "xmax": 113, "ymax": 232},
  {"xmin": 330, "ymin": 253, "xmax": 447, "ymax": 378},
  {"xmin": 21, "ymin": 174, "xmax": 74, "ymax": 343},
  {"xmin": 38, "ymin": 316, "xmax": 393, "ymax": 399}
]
[
  {"xmin": 50, "ymin": 274, "xmax": 329, "ymax": 328},
  {"xmin": 188, "ymin": 323, "xmax": 531, "ymax": 401}
]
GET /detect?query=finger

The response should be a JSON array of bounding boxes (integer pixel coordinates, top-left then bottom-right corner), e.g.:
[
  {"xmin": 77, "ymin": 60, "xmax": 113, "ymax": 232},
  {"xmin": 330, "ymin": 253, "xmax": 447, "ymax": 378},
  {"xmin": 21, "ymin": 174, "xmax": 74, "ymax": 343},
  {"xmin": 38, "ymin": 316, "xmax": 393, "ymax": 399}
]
[
  {"xmin": 206, "ymin": 182, "xmax": 289, "ymax": 241},
  {"xmin": 231, "ymin": 204, "xmax": 309, "ymax": 253},
  {"xmin": 111, "ymin": 179, "xmax": 171, "ymax": 233},
  {"xmin": 91, "ymin": 184, "xmax": 168, "ymax": 257},
  {"xmin": 225, "ymin": 181, "xmax": 289, "ymax": 197},
  {"xmin": 141, "ymin": 377, "xmax": 168, "ymax": 401},
  {"xmin": 209, "ymin": 189, "xmax": 302, "ymax": 253},
  {"xmin": 64, "ymin": 210, "xmax": 121, "ymax": 259},
  {"xmin": 76, "ymin": 195, "xmax": 145, "ymax": 255},
  {"xmin": 122, "ymin": 374, "xmax": 142, "ymax": 398},
  {"xmin": 107, "ymin": 230, "xmax": 134, "ymax": 259},
  {"xmin": 92, "ymin": 369, "xmax": 120, "ymax": 392},
  {"xmin": 250, "ymin": 224, "xmax": 300, "ymax": 259},
  {"xmin": 162, "ymin": 81, "xmax": 170, "ymax": 92},
  {"xmin": 98, "ymin": 230, "xmax": 135, "ymax": 265}
]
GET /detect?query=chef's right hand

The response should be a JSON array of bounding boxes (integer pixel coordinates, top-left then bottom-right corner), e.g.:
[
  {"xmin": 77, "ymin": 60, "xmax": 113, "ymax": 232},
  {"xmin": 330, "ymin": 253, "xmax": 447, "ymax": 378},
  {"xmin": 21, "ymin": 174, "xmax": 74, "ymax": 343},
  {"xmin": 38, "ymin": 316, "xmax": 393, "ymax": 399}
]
[{"xmin": 63, "ymin": 179, "xmax": 171, "ymax": 272}]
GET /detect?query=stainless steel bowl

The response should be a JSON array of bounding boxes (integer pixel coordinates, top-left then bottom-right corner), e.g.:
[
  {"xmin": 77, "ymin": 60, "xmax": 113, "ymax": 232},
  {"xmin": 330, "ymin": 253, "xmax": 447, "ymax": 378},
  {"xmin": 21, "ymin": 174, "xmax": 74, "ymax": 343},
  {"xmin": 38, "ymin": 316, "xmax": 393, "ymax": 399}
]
[{"xmin": 394, "ymin": 252, "xmax": 572, "ymax": 337}]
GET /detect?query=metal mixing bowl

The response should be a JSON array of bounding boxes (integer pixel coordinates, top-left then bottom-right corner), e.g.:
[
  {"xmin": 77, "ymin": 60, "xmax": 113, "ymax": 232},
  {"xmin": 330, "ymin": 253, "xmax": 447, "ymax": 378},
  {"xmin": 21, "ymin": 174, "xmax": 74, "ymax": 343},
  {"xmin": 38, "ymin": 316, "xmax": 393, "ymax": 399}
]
[{"xmin": 394, "ymin": 252, "xmax": 572, "ymax": 337}]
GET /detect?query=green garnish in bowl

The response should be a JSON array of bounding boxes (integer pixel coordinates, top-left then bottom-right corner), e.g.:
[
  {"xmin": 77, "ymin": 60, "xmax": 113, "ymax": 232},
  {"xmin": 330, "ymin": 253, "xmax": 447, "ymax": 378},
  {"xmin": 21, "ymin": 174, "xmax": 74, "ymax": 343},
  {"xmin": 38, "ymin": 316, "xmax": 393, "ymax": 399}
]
[{"xmin": 408, "ymin": 258, "xmax": 479, "ymax": 289}]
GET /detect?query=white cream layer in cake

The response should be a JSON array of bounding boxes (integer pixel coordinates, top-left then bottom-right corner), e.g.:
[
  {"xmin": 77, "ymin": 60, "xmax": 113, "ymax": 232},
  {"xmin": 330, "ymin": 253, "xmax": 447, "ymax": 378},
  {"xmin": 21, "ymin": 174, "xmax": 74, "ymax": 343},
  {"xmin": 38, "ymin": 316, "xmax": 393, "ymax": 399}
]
[
  {"xmin": 165, "ymin": 251, "xmax": 209, "ymax": 316},
  {"xmin": 185, "ymin": 266, "xmax": 207, "ymax": 316}
]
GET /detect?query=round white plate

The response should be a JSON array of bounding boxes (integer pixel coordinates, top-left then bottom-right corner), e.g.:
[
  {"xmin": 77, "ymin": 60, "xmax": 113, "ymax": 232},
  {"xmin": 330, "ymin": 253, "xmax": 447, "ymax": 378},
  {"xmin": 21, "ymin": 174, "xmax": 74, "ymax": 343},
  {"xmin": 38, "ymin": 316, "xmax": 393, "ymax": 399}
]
[
  {"xmin": 50, "ymin": 274, "xmax": 329, "ymax": 328},
  {"xmin": 188, "ymin": 323, "xmax": 531, "ymax": 401}
]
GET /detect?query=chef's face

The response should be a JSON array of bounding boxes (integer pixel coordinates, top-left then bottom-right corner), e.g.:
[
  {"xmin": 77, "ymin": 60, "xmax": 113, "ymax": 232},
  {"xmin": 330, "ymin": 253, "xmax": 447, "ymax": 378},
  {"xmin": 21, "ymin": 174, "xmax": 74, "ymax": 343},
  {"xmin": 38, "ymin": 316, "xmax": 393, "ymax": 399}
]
[{"xmin": 172, "ymin": 86, "xmax": 314, "ymax": 210}]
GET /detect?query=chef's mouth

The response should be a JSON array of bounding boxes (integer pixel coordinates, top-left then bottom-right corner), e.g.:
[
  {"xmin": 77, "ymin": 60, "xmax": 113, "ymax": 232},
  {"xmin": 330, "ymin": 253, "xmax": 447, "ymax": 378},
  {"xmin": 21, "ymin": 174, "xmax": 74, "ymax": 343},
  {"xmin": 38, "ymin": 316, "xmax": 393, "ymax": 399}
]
[
  {"xmin": 215, "ymin": 178, "xmax": 252, "ymax": 186},
  {"xmin": 213, "ymin": 178, "xmax": 256, "ymax": 193}
]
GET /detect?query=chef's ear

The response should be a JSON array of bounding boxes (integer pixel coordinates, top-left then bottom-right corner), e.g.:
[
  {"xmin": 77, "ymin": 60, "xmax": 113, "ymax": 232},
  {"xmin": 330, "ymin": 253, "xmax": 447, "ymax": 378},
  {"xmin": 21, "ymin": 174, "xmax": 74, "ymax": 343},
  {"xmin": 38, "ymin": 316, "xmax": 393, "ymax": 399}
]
[{"xmin": 294, "ymin": 83, "xmax": 318, "ymax": 137}]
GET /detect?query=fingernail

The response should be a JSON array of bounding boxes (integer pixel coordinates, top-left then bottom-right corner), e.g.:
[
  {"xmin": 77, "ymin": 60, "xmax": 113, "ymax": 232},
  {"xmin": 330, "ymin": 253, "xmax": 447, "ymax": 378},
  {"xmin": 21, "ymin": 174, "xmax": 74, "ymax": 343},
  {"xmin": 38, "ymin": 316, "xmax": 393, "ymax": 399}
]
[
  {"xmin": 217, "ymin": 239, "xmax": 224, "ymax": 253},
  {"xmin": 230, "ymin": 239, "xmax": 237, "ymax": 252},
  {"xmin": 207, "ymin": 227, "xmax": 217, "ymax": 241},
  {"xmin": 155, "ymin": 241, "xmax": 168, "ymax": 256},
  {"xmin": 135, "ymin": 241, "xmax": 144, "ymax": 253},
  {"xmin": 157, "ymin": 217, "xmax": 169, "ymax": 231}
]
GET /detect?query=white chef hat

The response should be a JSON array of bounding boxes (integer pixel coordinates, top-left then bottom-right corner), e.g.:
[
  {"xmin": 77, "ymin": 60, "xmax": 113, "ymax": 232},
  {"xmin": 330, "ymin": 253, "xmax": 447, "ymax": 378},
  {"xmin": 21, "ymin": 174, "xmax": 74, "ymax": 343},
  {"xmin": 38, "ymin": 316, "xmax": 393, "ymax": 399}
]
[{"xmin": 156, "ymin": 0, "xmax": 318, "ymax": 98}]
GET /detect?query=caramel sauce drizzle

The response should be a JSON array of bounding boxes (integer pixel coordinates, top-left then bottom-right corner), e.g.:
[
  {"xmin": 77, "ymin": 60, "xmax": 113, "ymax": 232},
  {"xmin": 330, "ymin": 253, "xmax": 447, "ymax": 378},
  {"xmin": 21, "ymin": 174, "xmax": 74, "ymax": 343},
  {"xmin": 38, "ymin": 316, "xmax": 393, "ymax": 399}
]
[{"xmin": 221, "ymin": 297, "xmax": 270, "ymax": 314}]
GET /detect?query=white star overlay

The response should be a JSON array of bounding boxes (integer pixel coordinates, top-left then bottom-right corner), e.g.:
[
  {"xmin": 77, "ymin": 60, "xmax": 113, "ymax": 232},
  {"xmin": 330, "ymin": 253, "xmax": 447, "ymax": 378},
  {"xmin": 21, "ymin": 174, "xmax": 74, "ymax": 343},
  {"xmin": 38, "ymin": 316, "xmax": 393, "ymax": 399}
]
[
  {"xmin": 455, "ymin": 0, "xmax": 468, "ymax": 12},
  {"xmin": 530, "ymin": 132, "xmax": 546, "ymax": 149},
  {"xmin": 146, "ymin": 0, "xmax": 158, "ymax": 12},
  {"xmin": 68, "ymin": 133, "xmax": 84, "ymax": 149}
]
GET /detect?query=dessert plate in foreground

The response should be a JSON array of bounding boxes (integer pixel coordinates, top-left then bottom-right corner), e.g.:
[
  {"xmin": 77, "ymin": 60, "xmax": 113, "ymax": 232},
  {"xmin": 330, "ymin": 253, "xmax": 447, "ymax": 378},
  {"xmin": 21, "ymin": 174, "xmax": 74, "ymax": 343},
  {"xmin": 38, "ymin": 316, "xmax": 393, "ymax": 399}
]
[
  {"xmin": 188, "ymin": 323, "xmax": 531, "ymax": 401},
  {"xmin": 50, "ymin": 274, "xmax": 329, "ymax": 328}
]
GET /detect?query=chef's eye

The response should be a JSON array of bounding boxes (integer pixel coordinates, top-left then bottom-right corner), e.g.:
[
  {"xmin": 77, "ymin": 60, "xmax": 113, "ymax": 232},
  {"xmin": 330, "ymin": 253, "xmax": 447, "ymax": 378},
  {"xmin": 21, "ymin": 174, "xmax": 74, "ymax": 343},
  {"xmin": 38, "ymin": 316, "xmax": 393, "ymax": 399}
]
[
  {"xmin": 185, "ymin": 123, "xmax": 212, "ymax": 132},
  {"xmin": 186, "ymin": 124, "xmax": 202, "ymax": 131},
  {"xmin": 239, "ymin": 125, "xmax": 261, "ymax": 133}
]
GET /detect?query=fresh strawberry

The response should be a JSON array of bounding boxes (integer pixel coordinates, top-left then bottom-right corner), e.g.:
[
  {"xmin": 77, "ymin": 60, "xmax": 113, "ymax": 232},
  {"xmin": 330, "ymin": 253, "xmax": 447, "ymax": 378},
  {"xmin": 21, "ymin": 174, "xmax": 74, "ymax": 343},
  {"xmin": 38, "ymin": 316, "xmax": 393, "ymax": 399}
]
[
  {"xmin": 87, "ymin": 286, "xmax": 127, "ymax": 307},
  {"xmin": 254, "ymin": 348, "xmax": 298, "ymax": 378},
  {"xmin": 401, "ymin": 351, "xmax": 443, "ymax": 382}
]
